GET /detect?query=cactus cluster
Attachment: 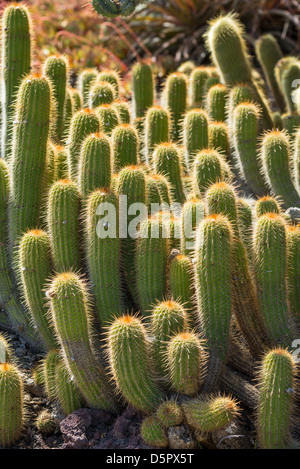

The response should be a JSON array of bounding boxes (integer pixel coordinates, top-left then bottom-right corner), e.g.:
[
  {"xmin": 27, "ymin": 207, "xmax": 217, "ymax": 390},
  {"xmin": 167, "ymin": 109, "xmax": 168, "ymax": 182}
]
[{"xmin": 1, "ymin": 5, "xmax": 300, "ymax": 450}]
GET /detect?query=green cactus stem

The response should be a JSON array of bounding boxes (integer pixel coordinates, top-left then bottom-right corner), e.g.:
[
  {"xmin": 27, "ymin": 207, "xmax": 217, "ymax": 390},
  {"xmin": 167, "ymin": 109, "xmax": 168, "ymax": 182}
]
[
  {"xmin": 156, "ymin": 400, "xmax": 184, "ymax": 428},
  {"xmin": 132, "ymin": 62, "xmax": 154, "ymax": 118},
  {"xmin": 89, "ymin": 81, "xmax": 115, "ymax": 108},
  {"xmin": 96, "ymin": 103, "xmax": 120, "ymax": 136},
  {"xmin": 164, "ymin": 72, "xmax": 187, "ymax": 141},
  {"xmin": 255, "ymin": 195, "xmax": 281, "ymax": 218},
  {"xmin": 78, "ymin": 69, "xmax": 98, "ymax": 108},
  {"xmin": 112, "ymin": 124, "xmax": 138, "ymax": 172},
  {"xmin": 208, "ymin": 121, "xmax": 230, "ymax": 159},
  {"xmin": 144, "ymin": 106, "xmax": 170, "ymax": 166},
  {"xmin": 183, "ymin": 109, "xmax": 209, "ymax": 172},
  {"xmin": 55, "ymin": 362, "xmax": 85, "ymax": 416},
  {"xmin": 140, "ymin": 416, "xmax": 168, "ymax": 448},
  {"xmin": 98, "ymin": 69, "xmax": 120, "ymax": 97},
  {"xmin": 169, "ymin": 254, "xmax": 195, "ymax": 318},
  {"xmin": 112, "ymin": 99, "xmax": 131, "ymax": 124},
  {"xmin": 0, "ymin": 363, "xmax": 24, "ymax": 447}
]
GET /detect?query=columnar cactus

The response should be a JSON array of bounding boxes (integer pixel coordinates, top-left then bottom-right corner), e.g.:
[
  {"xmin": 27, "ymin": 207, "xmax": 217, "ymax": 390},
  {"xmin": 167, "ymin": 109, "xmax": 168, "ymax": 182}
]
[
  {"xmin": 169, "ymin": 254, "xmax": 195, "ymax": 316},
  {"xmin": 232, "ymin": 102, "xmax": 269, "ymax": 196},
  {"xmin": 208, "ymin": 122, "xmax": 230, "ymax": 159},
  {"xmin": 54, "ymin": 146, "xmax": 69, "ymax": 181},
  {"xmin": 136, "ymin": 217, "xmax": 169, "ymax": 315},
  {"xmin": 132, "ymin": 62, "xmax": 154, "ymax": 118},
  {"xmin": 112, "ymin": 99, "xmax": 131, "ymax": 124},
  {"xmin": 47, "ymin": 179, "xmax": 81, "ymax": 273},
  {"xmin": 19, "ymin": 230, "xmax": 57, "ymax": 350},
  {"xmin": 206, "ymin": 84, "xmax": 228, "ymax": 122},
  {"xmin": 282, "ymin": 113, "xmax": 300, "ymax": 140},
  {"xmin": 281, "ymin": 62, "xmax": 300, "ymax": 114},
  {"xmin": 255, "ymin": 34, "xmax": 285, "ymax": 112},
  {"xmin": 92, "ymin": 0, "xmax": 140, "ymax": 18},
  {"xmin": 0, "ymin": 363, "xmax": 24, "ymax": 447},
  {"xmin": 189, "ymin": 67, "xmax": 211, "ymax": 108},
  {"xmin": 150, "ymin": 300, "xmax": 187, "ymax": 377},
  {"xmin": 9, "ymin": 74, "xmax": 51, "ymax": 265},
  {"xmin": 180, "ymin": 198, "xmax": 205, "ymax": 256},
  {"xmin": 254, "ymin": 213, "xmax": 294, "ymax": 347},
  {"xmin": 192, "ymin": 149, "xmax": 224, "ymax": 197},
  {"xmin": 255, "ymin": 195, "xmax": 280, "ymax": 218},
  {"xmin": 108, "ymin": 315, "xmax": 164, "ymax": 413},
  {"xmin": 85, "ymin": 189, "xmax": 123, "ymax": 324},
  {"xmin": 183, "ymin": 109, "xmax": 209, "ymax": 171},
  {"xmin": 48, "ymin": 272, "xmax": 118, "ymax": 411},
  {"xmin": 287, "ymin": 225, "xmax": 300, "ymax": 327},
  {"xmin": 182, "ymin": 395, "xmax": 240, "ymax": 433},
  {"xmin": 78, "ymin": 133, "xmax": 112, "ymax": 200},
  {"xmin": 153, "ymin": 143, "xmax": 186, "ymax": 204},
  {"xmin": 89, "ymin": 81, "xmax": 115, "ymax": 108},
  {"xmin": 96, "ymin": 103, "xmax": 120, "ymax": 136},
  {"xmin": 156, "ymin": 400, "xmax": 184, "ymax": 428},
  {"xmin": 98, "ymin": 70, "xmax": 120, "ymax": 97},
  {"xmin": 257, "ymin": 348, "xmax": 296, "ymax": 449},
  {"xmin": 236, "ymin": 198, "xmax": 253, "ymax": 260},
  {"xmin": 112, "ymin": 124, "xmax": 138, "ymax": 172},
  {"xmin": 195, "ymin": 214, "xmax": 232, "ymax": 389},
  {"xmin": 140, "ymin": 416, "xmax": 168, "ymax": 448},
  {"xmin": 144, "ymin": 106, "xmax": 170, "ymax": 165},
  {"xmin": 167, "ymin": 332, "xmax": 206, "ymax": 395},
  {"xmin": 43, "ymin": 55, "xmax": 68, "ymax": 143},
  {"xmin": 164, "ymin": 72, "xmax": 187, "ymax": 141},
  {"xmin": 67, "ymin": 109, "xmax": 100, "ymax": 180},
  {"xmin": 43, "ymin": 349, "xmax": 61, "ymax": 401},
  {"xmin": 69, "ymin": 87, "xmax": 82, "ymax": 113},
  {"xmin": 55, "ymin": 362, "xmax": 85, "ymax": 416},
  {"xmin": 1, "ymin": 4, "xmax": 32, "ymax": 161},
  {"xmin": 78, "ymin": 68, "xmax": 98, "ymax": 108},
  {"xmin": 260, "ymin": 130, "xmax": 300, "ymax": 209}
]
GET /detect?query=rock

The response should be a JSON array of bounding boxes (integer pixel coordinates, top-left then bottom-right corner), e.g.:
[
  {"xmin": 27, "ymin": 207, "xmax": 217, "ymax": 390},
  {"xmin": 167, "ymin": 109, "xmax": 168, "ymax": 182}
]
[
  {"xmin": 167, "ymin": 425, "xmax": 197, "ymax": 449},
  {"xmin": 211, "ymin": 421, "xmax": 254, "ymax": 449},
  {"xmin": 60, "ymin": 408, "xmax": 92, "ymax": 449},
  {"xmin": 285, "ymin": 207, "xmax": 300, "ymax": 222}
]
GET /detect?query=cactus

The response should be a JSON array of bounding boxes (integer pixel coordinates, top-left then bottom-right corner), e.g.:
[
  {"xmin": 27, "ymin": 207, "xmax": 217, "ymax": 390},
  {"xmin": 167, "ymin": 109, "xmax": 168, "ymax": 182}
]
[
  {"xmin": 255, "ymin": 195, "xmax": 280, "ymax": 218},
  {"xmin": 69, "ymin": 88, "xmax": 82, "ymax": 113},
  {"xmin": 132, "ymin": 62, "xmax": 154, "ymax": 118},
  {"xmin": 54, "ymin": 146, "xmax": 69, "ymax": 181},
  {"xmin": 48, "ymin": 272, "xmax": 118, "ymax": 411},
  {"xmin": 98, "ymin": 70, "xmax": 120, "ymax": 97},
  {"xmin": 208, "ymin": 122, "xmax": 230, "ymax": 159},
  {"xmin": 96, "ymin": 103, "xmax": 120, "ymax": 136},
  {"xmin": 89, "ymin": 81, "xmax": 115, "ymax": 108},
  {"xmin": 281, "ymin": 62, "xmax": 300, "ymax": 114},
  {"xmin": 47, "ymin": 179, "xmax": 81, "ymax": 273},
  {"xmin": 272, "ymin": 111, "xmax": 283, "ymax": 130},
  {"xmin": 156, "ymin": 400, "xmax": 184, "ymax": 428},
  {"xmin": 112, "ymin": 99, "xmax": 131, "ymax": 124},
  {"xmin": 206, "ymin": 84, "xmax": 227, "ymax": 122},
  {"xmin": 282, "ymin": 113, "xmax": 300, "ymax": 141},
  {"xmin": 85, "ymin": 189, "xmax": 123, "ymax": 324},
  {"xmin": 67, "ymin": 109, "xmax": 100, "ymax": 180},
  {"xmin": 183, "ymin": 109, "xmax": 209, "ymax": 171},
  {"xmin": 232, "ymin": 102, "xmax": 269, "ymax": 196},
  {"xmin": 145, "ymin": 106, "xmax": 170, "ymax": 165},
  {"xmin": 257, "ymin": 348, "xmax": 296, "ymax": 449},
  {"xmin": 180, "ymin": 198, "xmax": 205, "ymax": 255},
  {"xmin": 254, "ymin": 213, "xmax": 294, "ymax": 347},
  {"xmin": 189, "ymin": 67, "xmax": 211, "ymax": 108},
  {"xmin": 36, "ymin": 410, "xmax": 57, "ymax": 436},
  {"xmin": 195, "ymin": 214, "xmax": 232, "ymax": 389},
  {"xmin": 153, "ymin": 143, "xmax": 186, "ymax": 204},
  {"xmin": 43, "ymin": 349, "xmax": 61, "ymax": 401},
  {"xmin": 9, "ymin": 74, "xmax": 51, "ymax": 265},
  {"xmin": 205, "ymin": 13, "xmax": 273, "ymax": 129},
  {"xmin": 108, "ymin": 314, "xmax": 164, "ymax": 413},
  {"xmin": 178, "ymin": 60, "xmax": 195, "ymax": 76},
  {"xmin": 287, "ymin": 225, "xmax": 300, "ymax": 327},
  {"xmin": 236, "ymin": 198, "xmax": 253, "ymax": 260},
  {"xmin": 150, "ymin": 300, "xmax": 187, "ymax": 377},
  {"xmin": 182, "ymin": 395, "xmax": 240, "ymax": 433},
  {"xmin": 167, "ymin": 332, "xmax": 206, "ymax": 396},
  {"xmin": 92, "ymin": 0, "xmax": 140, "ymax": 18},
  {"xmin": 78, "ymin": 133, "xmax": 112, "ymax": 200},
  {"xmin": 146, "ymin": 175, "xmax": 163, "ymax": 212},
  {"xmin": 260, "ymin": 130, "xmax": 300, "ymax": 209},
  {"xmin": 55, "ymin": 361, "xmax": 85, "ymax": 416},
  {"xmin": 140, "ymin": 416, "xmax": 168, "ymax": 448},
  {"xmin": 112, "ymin": 124, "xmax": 138, "ymax": 172},
  {"xmin": 63, "ymin": 90, "xmax": 73, "ymax": 141},
  {"xmin": 136, "ymin": 217, "xmax": 169, "ymax": 315},
  {"xmin": 78, "ymin": 69, "xmax": 98, "ymax": 108},
  {"xmin": 43, "ymin": 55, "xmax": 68, "ymax": 143},
  {"xmin": 169, "ymin": 254, "xmax": 195, "ymax": 316},
  {"xmin": 294, "ymin": 129, "xmax": 300, "ymax": 193},
  {"xmin": 164, "ymin": 72, "xmax": 187, "ymax": 141},
  {"xmin": 0, "ymin": 363, "xmax": 24, "ymax": 447},
  {"xmin": 19, "ymin": 230, "xmax": 57, "ymax": 350},
  {"xmin": 0, "ymin": 333, "xmax": 12, "ymax": 363},
  {"xmin": 1, "ymin": 4, "xmax": 32, "ymax": 161},
  {"xmin": 255, "ymin": 34, "xmax": 285, "ymax": 112},
  {"xmin": 192, "ymin": 149, "xmax": 224, "ymax": 197}
]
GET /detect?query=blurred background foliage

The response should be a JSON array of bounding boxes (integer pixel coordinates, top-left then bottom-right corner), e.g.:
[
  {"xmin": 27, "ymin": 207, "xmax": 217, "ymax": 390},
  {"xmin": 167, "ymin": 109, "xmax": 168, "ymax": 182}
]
[{"xmin": 0, "ymin": 0, "xmax": 299, "ymax": 77}]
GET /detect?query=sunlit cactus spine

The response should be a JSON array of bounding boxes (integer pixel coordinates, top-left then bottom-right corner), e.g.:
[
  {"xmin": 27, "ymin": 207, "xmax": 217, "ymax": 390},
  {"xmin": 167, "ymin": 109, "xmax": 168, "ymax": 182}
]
[
  {"xmin": 255, "ymin": 195, "xmax": 281, "ymax": 218},
  {"xmin": 136, "ymin": 217, "xmax": 169, "ymax": 315},
  {"xmin": 167, "ymin": 332, "xmax": 206, "ymax": 395},
  {"xmin": 47, "ymin": 179, "xmax": 81, "ymax": 273},
  {"xmin": 63, "ymin": 90, "xmax": 73, "ymax": 141},
  {"xmin": 153, "ymin": 143, "xmax": 186, "ymax": 204},
  {"xmin": 85, "ymin": 189, "xmax": 123, "ymax": 325},
  {"xmin": 98, "ymin": 69, "xmax": 120, "ymax": 97},
  {"xmin": 19, "ymin": 230, "xmax": 57, "ymax": 350},
  {"xmin": 144, "ymin": 106, "xmax": 170, "ymax": 165},
  {"xmin": 9, "ymin": 74, "xmax": 51, "ymax": 265},
  {"xmin": 193, "ymin": 149, "xmax": 224, "ymax": 198},
  {"xmin": 96, "ymin": 103, "xmax": 120, "ymax": 136},
  {"xmin": 43, "ymin": 55, "xmax": 68, "ymax": 143},
  {"xmin": 67, "ymin": 109, "xmax": 100, "ymax": 180},
  {"xmin": 195, "ymin": 214, "xmax": 232, "ymax": 390},
  {"xmin": 287, "ymin": 225, "xmax": 300, "ymax": 327},
  {"xmin": 53, "ymin": 146, "xmax": 69, "ymax": 181},
  {"xmin": 132, "ymin": 62, "xmax": 154, "ymax": 118},
  {"xmin": 49, "ymin": 272, "xmax": 118, "ymax": 411},
  {"xmin": 140, "ymin": 416, "xmax": 168, "ymax": 448},
  {"xmin": 0, "ymin": 363, "xmax": 24, "ymax": 447},
  {"xmin": 108, "ymin": 315, "xmax": 164, "ymax": 413},
  {"xmin": 164, "ymin": 72, "xmax": 187, "ymax": 141},
  {"xmin": 112, "ymin": 99, "xmax": 131, "ymax": 124},
  {"xmin": 150, "ymin": 300, "xmax": 187, "ymax": 378},
  {"xmin": 183, "ymin": 109, "xmax": 209, "ymax": 171},
  {"xmin": 257, "ymin": 348, "xmax": 297, "ymax": 449},
  {"xmin": 254, "ymin": 213, "xmax": 294, "ymax": 348},
  {"xmin": 205, "ymin": 13, "xmax": 273, "ymax": 129},
  {"xmin": 182, "ymin": 395, "xmax": 240, "ymax": 433},
  {"xmin": 232, "ymin": 102, "xmax": 268, "ymax": 196},
  {"xmin": 208, "ymin": 122, "xmax": 230, "ymax": 159},
  {"xmin": 169, "ymin": 254, "xmax": 195, "ymax": 317},
  {"xmin": 89, "ymin": 81, "xmax": 115, "ymax": 108},
  {"xmin": 206, "ymin": 84, "xmax": 227, "ymax": 122},
  {"xmin": 152, "ymin": 173, "xmax": 172, "ymax": 206},
  {"xmin": 156, "ymin": 400, "xmax": 184, "ymax": 428},
  {"xmin": 255, "ymin": 34, "xmax": 285, "ymax": 112},
  {"xmin": 180, "ymin": 198, "xmax": 205, "ymax": 256},
  {"xmin": 260, "ymin": 130, "xmax": 300, "ymax": 209},
  {"xmin": 204, "ymin": 75, "xmax": 220, "ymax": 94},
  {"xmin": 69, "ymin": 87, "xmax": 82, "ymax": 113},
  {"xmin": 78, "ymin": 68, "xmax": 98, "ymax": 108},
  {"xmin": 55, "ymin": 361, "xmax": 85, "ymax": 416},
  {"xmin": 43, "ymin": 349, "xmax": 61, "ymax": 401},
  {"xmin": 1, "ymin": 3, "xmax": 32, "ymax": 161},
  {"xmin": 112, "ymin": 124, "xmax": 138, "ymax": 172},
  {"xmin": 189, "ymin": 67, "xmax": 211, "ymax": 108},
  {"xmin": 146, "ymin": 175, "xmax": 162, "ymax": 212},
  {"xmin": 78, "ymin": 133, "xmax": 112, "ymax": 200}
]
